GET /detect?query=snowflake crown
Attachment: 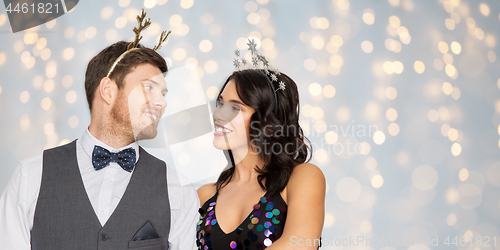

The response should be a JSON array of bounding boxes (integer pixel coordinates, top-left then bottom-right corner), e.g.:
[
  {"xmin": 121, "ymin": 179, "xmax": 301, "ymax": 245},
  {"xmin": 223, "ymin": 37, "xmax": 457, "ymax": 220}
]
[{"xmin": 233, "ymin": 39, "xmax": 286, "ymax": 114}]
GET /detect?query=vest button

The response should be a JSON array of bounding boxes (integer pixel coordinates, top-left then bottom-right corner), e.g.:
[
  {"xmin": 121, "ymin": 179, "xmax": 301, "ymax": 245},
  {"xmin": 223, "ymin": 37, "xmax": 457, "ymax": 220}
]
[{"xmin": 100, "ymin": 234, "xmax": 108, "ymax": 241}]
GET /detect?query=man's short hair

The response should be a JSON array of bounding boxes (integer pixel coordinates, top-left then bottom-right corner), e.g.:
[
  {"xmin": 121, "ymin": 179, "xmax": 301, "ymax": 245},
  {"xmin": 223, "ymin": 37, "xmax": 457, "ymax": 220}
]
[{"xmin": 84, "ymin": 41, "xmax": 168, "ymax": 112}]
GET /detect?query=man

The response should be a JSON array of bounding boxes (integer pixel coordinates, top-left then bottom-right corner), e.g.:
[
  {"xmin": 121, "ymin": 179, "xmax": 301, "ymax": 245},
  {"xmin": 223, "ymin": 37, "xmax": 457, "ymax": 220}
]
[{"xmin": 0, "ymin": 11, "xmax": 199, "ymax": 250}]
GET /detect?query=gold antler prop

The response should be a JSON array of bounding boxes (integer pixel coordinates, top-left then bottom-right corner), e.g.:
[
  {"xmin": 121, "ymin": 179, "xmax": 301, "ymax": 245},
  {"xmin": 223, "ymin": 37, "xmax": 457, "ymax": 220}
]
[
  {"xmin": 153, "ymin": 30, "xmax": 171, "ymax": 51},
  {"xmin": 106, "ymin": 8, "xmax": 171, "ymax": 78}
]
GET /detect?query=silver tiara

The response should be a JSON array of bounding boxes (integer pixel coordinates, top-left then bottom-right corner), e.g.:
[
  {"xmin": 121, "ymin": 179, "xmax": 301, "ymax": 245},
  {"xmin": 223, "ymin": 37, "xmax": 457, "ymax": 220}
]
[{"xmin": 233, "ymin": 39, "xmax": 286, "ymax": 92}]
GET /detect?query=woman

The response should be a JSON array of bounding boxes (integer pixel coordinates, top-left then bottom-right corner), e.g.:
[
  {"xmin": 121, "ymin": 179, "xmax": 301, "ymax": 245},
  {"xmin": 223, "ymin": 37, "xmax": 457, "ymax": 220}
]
[{"xmin": 197, "ymin": 69, "xmax": 325, "ymax": 249}]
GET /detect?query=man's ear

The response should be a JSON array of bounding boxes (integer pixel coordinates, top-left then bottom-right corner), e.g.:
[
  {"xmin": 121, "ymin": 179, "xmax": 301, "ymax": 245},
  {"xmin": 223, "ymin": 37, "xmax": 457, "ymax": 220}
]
[{"xmin": 98, "ymin": 77, "xmax": 117, "ymax": 105}]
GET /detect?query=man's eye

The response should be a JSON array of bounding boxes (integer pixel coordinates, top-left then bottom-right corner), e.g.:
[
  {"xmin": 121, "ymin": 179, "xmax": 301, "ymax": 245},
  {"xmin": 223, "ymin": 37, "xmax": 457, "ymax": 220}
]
[{"xmin": 144, "ymin": 85, "xmax": 152, "ymax": 90}]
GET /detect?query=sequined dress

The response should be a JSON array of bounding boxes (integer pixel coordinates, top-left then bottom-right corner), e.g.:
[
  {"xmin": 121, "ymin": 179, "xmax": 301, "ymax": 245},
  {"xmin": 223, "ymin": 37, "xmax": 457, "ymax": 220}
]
[{"xmin": 196, "ymin": 191, "xmax": 287, "ymax": 250}]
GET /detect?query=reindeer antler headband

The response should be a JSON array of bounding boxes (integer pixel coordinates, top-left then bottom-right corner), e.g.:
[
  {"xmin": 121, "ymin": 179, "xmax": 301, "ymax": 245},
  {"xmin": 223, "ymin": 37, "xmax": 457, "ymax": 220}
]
[{"xmin": 106, "ymin": 9, "xmax": 171, "ymax": 78}]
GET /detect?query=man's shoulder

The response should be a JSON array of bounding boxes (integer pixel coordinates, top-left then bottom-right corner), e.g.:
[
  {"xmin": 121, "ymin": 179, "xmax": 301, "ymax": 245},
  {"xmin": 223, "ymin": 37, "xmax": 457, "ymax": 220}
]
[{"xmin": 19, "ymin": 152, "xmax": 43, "ymax": 171}]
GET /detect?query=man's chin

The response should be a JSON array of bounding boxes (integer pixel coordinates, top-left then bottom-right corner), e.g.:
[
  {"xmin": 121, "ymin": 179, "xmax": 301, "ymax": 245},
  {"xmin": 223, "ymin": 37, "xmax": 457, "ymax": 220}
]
[{"xmin": 134, "ymin": 126, "xmax": 158, "ymax": 141}]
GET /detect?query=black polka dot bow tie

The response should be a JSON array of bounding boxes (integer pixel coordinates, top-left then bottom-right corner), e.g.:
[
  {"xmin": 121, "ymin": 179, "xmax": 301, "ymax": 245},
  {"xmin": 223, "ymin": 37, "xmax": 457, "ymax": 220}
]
[{"xmin": 92, "ymin": 145, "xmax": 137, "ymax": 172}]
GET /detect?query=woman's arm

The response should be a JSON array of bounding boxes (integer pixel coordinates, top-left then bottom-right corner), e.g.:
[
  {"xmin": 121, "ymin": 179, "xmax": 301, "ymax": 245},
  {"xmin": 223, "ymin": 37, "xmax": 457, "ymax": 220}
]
[{"xmin": 267, "ymin": 163, "xmax": 326, "ymax": 249}]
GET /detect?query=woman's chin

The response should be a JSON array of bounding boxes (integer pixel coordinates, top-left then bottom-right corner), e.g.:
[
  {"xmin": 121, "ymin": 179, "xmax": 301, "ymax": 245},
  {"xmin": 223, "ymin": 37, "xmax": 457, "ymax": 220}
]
[{"xmin": 213, "ymin": 139, "xmax": 230, "ymax": 150}]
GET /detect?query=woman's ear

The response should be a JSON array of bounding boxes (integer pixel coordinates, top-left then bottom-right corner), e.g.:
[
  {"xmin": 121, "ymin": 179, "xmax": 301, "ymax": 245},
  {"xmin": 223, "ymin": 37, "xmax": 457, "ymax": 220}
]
[{"xmin": 98, "ymin": 77, "xmax": 117, "ymax": 105}]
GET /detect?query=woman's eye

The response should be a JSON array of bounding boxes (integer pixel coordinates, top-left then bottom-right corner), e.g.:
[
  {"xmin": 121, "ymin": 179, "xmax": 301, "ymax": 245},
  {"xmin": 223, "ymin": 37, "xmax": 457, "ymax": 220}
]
[
  {"xmin": 216, "ymin": 100, "xmax": 223, "ymax": 107},
  {"xmin": 233, "ymin": 106, "xmax": 241, "ymax": 111}
]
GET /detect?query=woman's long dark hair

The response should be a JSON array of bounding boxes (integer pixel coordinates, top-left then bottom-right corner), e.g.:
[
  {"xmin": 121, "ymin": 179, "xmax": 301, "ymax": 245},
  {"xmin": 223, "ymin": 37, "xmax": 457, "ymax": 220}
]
[{"xmin": 215, "ymin": 69, "xmax": 312, "ymax": 195}]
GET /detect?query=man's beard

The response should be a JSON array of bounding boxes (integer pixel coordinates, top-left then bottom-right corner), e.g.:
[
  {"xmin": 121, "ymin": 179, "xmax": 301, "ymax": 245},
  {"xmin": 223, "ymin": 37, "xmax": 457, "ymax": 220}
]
[{"xmin": 110, "ymin": 91, "xmax": 158, "ymax": 141}]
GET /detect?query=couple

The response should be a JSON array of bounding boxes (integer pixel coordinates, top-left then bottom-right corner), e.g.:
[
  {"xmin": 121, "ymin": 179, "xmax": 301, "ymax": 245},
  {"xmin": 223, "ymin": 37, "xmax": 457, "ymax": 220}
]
[{"xmin": 0, "ymin": 10, "xmax": 325, "ymax": 250}]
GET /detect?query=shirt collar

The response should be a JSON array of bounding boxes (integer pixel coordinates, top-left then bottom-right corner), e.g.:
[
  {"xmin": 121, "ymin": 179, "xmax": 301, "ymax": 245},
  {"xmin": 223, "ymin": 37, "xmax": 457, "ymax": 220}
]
[{"xmin": 81, "ymin": 128, "xmax": 140, "ymax": 164}]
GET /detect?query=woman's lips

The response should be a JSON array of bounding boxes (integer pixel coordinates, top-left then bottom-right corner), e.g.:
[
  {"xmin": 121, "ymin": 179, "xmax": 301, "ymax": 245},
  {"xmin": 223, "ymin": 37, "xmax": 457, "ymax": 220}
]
[{"xmin": 214, "ymin": 123, "xmax": 233, "ymax": 136}]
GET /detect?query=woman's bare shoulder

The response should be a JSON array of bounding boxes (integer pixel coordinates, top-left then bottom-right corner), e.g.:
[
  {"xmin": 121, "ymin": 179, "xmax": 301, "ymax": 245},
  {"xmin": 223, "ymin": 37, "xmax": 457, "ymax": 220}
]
[{"xmin": 197, "ymin": 183, "xmax": 217, "ymax": 206}]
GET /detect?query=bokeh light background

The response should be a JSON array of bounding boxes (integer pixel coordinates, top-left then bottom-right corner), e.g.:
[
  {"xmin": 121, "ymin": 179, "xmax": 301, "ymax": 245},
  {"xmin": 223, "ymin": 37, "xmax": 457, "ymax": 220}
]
[{"xmin": 1, "ymin": 0, "xmax": 500, "ymax": 249}]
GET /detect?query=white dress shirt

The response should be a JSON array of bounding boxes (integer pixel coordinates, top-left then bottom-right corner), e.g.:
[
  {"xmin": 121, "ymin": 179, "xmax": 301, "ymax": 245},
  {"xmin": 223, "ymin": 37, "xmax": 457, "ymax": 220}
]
[{"xmin": 0, "ymin": 129, "xmax": 200, "ymax": 250}]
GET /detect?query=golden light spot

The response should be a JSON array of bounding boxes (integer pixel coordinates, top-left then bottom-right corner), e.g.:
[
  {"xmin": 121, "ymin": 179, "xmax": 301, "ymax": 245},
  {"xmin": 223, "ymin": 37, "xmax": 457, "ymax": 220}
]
[
  {"xmin": 316, "ymin": 17, "xmax": 330, "ymax": 30},
  {"xmin": 386, "ymin": 87, "xmax": 397, "ymax": 100},
  {"xmin": 20, "ymin": 91, "xmax": 30, "ymax": 103},
  {"xmin": 144, "ymin": 0, "xmax": 157, "ymax": 9},
  {"xmin": 361, "ymin": 40, "xmax": 373, "ymax": 53},
  {"xmin": 14, "ymin": 40, "xmax": 24, "ymax": 52},
  {"xmin": 329, "ymin": 55, "xmax": 343, "ymax": 68},
  {"xmin": 448, "ymin": 128, "xmax": 458, "ymax": 141},
  {"xmin": 115, "ymin": 16, "xmax": 127, "ymax": 29},
  {"xmin": 397, "ymin": 151, "xmax": 409, "ymax": 165},
  {"xmin": 20, "ymin": 114, "xmax": 30, "ymax": 131},
  {"xmin": 101, "ymin": 6, "xmax": 113, "ymax": 19},
  {"xmin": 336, "ymin": 107, "xmax": 350, "ymax": 122},
  {"xmin": 414, "ymin": 61, "xmax": 425, "ymax": 74},
  {"xmin": 328, "ymin": 36, "xmax": 342, "ymax": 49},
  {"xmin": 244, "ymin": 1, "xmax": 258, "ymax": 12},
  {"xmin": 44, "ymin": 123, "xmax": 55, "ymax": 136},
  {"xmin": 441, "ymin": 123, "xmax": 450, "ymax": 137},
  {"xmin": 366, "ymin": 102, "xmax": 380, "ymax": 118},
  {"xmin": 262, "ymin": 38, "xmax": 274, "ymax": 51},
  {"xmin": 485, "ymin": 34, "xmax": 496, "ymax": 48},
  {"xmin": 325, "ymin": 131, "xmax": 338, "ymax": 144},
  {"xmin": 445, "ymin": 64, "xmax": 456, "ymax": 78},
  {"xmin": 44, "ymin": 80, "xmax": 54, "ymax": 93},
  {"xmin": 63, "ymin": 47, "xmax": 75, "ymax": 60},
  {"xmin": 315, "ymin": 149, "xmax": 328, "ymax": 163},
  {"xmin": 459, "ymin": 168, "xmax": 469, "ymax": 181},
  {"xmin": 371, "ymin": 175, "xmax": 383, "ymax": 188},
  {"xmin": 314, "ymin": 120, "xmax": 327, "ymax": 133},
  {"xmin": 388, "ymin": 123, "xmax": 399, "ymax": 136},
  {"xmin": 169, "ymin": 15, "xmax": 183, "ymax": 27},
  {"xmin": 487, "ymin": 51, "xmax": 496, "ymax": 63},
  {"xmin": 445, "ymin": 187, "xmax": 459, "ymax": 205},
  {"xmin": 479, "ymin": 3, "xmax": 490, "ymax": 16},
  {"xmin": 442, "ymin": 82, "xmax": 453, "ymax": 95},
  {"xmin": 438, "ymin": 41, "xmax": 449, "ymax": 54},
  {"xmin": 206, "ymin": 86, "xmax": 219, "ymax": 100},
  {"xmin": 62, "ymin": 75, "xmax": 73, "ymax": 88},
  {"xmin": 428, "ymin": 109, "xmax": 439, "ymax": 122},
  {"xmin": 176, "ymin": 24, "xmax": 190, "ymax": 36},
  {"xmin": 25, "ymin": 57, "xmax": 35, "ymax": 69},
  {"xmin": 247, "ymin": 13, "xmax": 260, "ymax": 25},
  {"xmin": 383, "ymin": 61, "xmax": 394, "ymax": 74},
  {"xmin": 311, "ymin": 36, "xmax": 325, "ymax": 49},
  {"xmin": 66, "ymin": 91, "xmax": 77, "ymax": 103},
  {"xmin": 434, "ymin": 58, "xmax": 444, "ymax": 71},
  {"xmin": 389, "ymin": 0, "xmax": 402, "ymax": 6},
  {"xmin": 362, "ymin": 9, "xmax": 375, "ymax": 25},
  {"xmin": 201, "ymin": 13, "xmax": 214, "ymax": 25},
  {"xmin": 64, "ymin": 27, "xmax": 75, "ymax": 39},
  {"xmin": 68, "ymin": 115, "xmax": 79, "ymax": 128},
  {"xmin": 451, "ymin": 142, "xmax": 462, "ymax": 156},
  {"xmin": 445, "ymin": 18, "xmax": 455, "ymax": 30},
  {"xmin": 46, "ymin": 61, "xmax": 57, "ymax": 79},
  {"xmin": 450, "ymin": 12, "xmax": 460, "ymax": 23},
  {"xmin": 323, "ymin": 85, "xmax": 336, "ymax": 98},
  {"xmin": 41, "ymin": 97, "xmax": 52, "ymax": 110},
  {"xmin": 36, "ymin": 38, "xmax": 47, "ymax": 50},
  {"xmin": 302, "ymin": 104, "xmax": 312, "ymax": 117},
  {"xmin": 450, "ymin": 41, "xmax": 461, "ymax": 54},
  {"xmin": 0, "ymin": 14, "xmax": 5, "ymax": 26},
  {"xmin": 386, "ymin": 108, "xmax": 398, "ymax": 121},
  {"xmin": 389, "ymin": 15, "xmax": 400, "ymax": 28},
  {"xmin": 172, "ymin": 48, "xmax": 187, "ymax": 61},
  {"xmin": 443, "ymin": 53, "xmax": 453, "ymax": 64},
  {"xmin": 475, "ymin": 28, "xmax": 484, "ymax": 40},
  {"xmin": 21, "ymin": 51, "xmax": 31, "ymax": 64},
  {"xmin": 373, "ymin": 131, "xmax": 386, "ymax": 145},
  {"xmin": 24, "ymin": 32, "xmax": 38, "ymax": 45},
  {"xmin": 463, "ymin": 230, "xmax": 473, "ymax": 242},
  {"xmin": 451, "ymin": 87, "xmax": 461, "ymax": 100},
  {"xmin": 180, "ymin": 0, "xmax": 193, "ymax": 9},
  {"xmin": 105, "ymin": 29, "xmax": 117, "ymax": 42},
  {"xmin": 304, "ymin": 58, "xmax": 317, "ymax": 71},
  {"xmin": 357, "ymin": 142, "xmax": 371, "ymax": 155},
  {"xmin": 392, "ymin": 61, "xmax": 404, "ymax": 74},
  {"xmin": 119, "ymin": 0, "xmax": 131, "ymax": 7},
  {"xmin": 204, "ymin": 60, "xmax": 218, "ymax": 74},
  {"xmin": 446, "ymin": 213, "xmax": 457, "ymax": 226},
  {"xmin": 335, "ymin": 0, "xmax": 350, "ymax": 10},
  {"xmin": 365, "ymin": 157, "xmax": 377, "ymax": 170},
  {"xmin": 466, "ymin": 17, "xmax": 475, "ymax": 29},
  {"xmin": 309, "ymin": 83, "xmax": 322, "ymax": 96},
  {"xmin": 199, "ymin": 40, "xmax": 212, "ymax": 53},
  {"xmin": 311, "ymin": 107, "xmax": 324, "ymax": 120}
]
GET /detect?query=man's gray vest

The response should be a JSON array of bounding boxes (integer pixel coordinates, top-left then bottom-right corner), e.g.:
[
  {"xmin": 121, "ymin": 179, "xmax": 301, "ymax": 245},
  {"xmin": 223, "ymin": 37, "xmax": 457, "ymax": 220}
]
[{"xmin": 31, "ymin": 140, "xmax": 171, "ymax": 250}]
